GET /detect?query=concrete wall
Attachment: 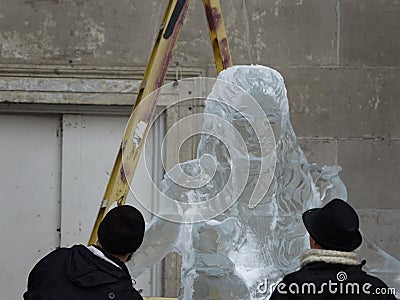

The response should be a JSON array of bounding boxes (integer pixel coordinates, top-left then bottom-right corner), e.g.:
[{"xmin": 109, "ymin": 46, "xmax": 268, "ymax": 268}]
[{"xmin": 1, "ymin": 0, "xmax": 399, "ymax": 297}]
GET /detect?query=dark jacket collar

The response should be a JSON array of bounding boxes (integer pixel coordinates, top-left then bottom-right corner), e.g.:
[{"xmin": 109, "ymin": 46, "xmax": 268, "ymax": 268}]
[{"xmin": 91, "ymin": 244, "xmax": 132, "ymax": 277}]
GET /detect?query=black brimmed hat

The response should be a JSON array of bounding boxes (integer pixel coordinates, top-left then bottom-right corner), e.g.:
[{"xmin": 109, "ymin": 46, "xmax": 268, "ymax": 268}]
[
  {"xmin": 98, "ymin": 205, "xmax": 145, "ymax": 255},
  {"xmin": 302, "ymin": 199, "xmax": 362, "ymax": 251}
]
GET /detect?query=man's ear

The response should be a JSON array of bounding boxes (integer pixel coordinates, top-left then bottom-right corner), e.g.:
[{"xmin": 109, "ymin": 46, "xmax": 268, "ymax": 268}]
[{"xmin": 310, "ymin": 236, "xmax": 323, "ymax": 249}]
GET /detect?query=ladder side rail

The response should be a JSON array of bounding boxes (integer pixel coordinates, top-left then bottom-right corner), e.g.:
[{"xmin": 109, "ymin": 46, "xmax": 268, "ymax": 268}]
[{"xmin": 88, "ymin": 0, "xmax": 191, "ymax": 245}]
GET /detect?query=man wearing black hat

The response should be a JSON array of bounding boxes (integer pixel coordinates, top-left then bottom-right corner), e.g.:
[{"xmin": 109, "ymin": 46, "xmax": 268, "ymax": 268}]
[
  {"xmin": 269, "ymin": 199, "xmax": 396, "ymax": 300},
  {"xmin": 24, "ymin": 205, "xmax": 145, "ymax": 300}
]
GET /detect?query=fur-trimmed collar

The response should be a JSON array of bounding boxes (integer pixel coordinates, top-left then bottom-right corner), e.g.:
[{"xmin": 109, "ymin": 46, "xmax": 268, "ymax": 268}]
[{"xmin": 301, "ymin": 249, "xmax": 359, "ymax": 268}]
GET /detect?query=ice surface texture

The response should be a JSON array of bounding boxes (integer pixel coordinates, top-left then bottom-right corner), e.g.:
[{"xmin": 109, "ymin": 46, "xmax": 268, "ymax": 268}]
[{"xmin": 130, "ymin": 65, "xmax": 399, "ymax": 299}]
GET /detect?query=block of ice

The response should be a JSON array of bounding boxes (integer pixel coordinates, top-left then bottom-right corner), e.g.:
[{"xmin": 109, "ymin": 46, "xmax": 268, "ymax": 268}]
[{"xmin": 130, "ymin": 65, "xmax": 400, "ymax": 299}]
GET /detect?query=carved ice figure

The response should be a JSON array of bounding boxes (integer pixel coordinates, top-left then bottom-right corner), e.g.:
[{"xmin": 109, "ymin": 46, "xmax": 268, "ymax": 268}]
[{"xmin": 130, "ymin": 65, "xmax": 400, "ymax": 299}]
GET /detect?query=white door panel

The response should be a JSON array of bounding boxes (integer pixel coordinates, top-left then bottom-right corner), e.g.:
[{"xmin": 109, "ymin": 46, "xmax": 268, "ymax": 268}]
[
  {"xmin": 0, "ymin": 114, "xmax": 61, "ymax": 299},
  {"xmin": 61, "ymin": 114, "xmax": 130, "ymax": 246}
]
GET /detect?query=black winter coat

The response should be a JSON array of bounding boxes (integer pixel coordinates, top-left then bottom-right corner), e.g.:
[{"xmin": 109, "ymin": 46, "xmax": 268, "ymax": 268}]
[
  {"xmin": 24, "ymin": 245, "xmax": 143, "ymax": 300},
  {"xmin": 269, "ymin": 261, "xmax": 396, "ymax": 300}
]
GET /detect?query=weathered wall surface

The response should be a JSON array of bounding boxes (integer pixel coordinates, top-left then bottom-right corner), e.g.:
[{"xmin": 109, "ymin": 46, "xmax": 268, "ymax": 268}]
[{"xmin": 1, "ymin": 0, "xmax": 399, "ymax": 297}]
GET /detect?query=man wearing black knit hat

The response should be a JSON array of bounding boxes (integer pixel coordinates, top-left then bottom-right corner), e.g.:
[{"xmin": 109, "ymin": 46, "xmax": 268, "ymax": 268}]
[
  {"xmin": 270, "ymin": 199, "xmax": 396, "ymax": 300},
  {"xmin": 24, "ymin": 205, "xmax": 145, "ymax": 300}
]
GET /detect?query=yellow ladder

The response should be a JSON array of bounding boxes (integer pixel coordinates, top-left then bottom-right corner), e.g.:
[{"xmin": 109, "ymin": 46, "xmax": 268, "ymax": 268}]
[{"xmin": 88, "ymin": 0, "xmax": 232, "ymax": 245}]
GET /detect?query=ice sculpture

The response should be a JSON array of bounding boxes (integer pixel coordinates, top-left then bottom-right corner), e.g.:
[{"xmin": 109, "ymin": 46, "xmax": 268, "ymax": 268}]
[{"xmin": 130, "ymin": 65, "xmax": 400, "ymax": 299}]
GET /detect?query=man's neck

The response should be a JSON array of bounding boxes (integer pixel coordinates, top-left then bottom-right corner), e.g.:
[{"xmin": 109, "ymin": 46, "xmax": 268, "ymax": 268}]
[{"xmin": 95, "ymin": 242, "xmax": 129, "ymax": 263}]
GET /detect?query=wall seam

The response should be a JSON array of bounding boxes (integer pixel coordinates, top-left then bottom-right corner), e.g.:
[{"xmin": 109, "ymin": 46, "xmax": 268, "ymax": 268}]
[
  {"xmin": 336, "ymin": 0, "xmax": 341, "ymax": 66},
  {"xmin": 242, "ymin": 0, "xmax": 253, "ymax": 64}
]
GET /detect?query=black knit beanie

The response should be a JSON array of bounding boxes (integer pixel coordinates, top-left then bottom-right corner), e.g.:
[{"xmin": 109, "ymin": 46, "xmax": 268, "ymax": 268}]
[{"xmin": 98, "ymin": 205, "xmax": 145, "ymax": 255}]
